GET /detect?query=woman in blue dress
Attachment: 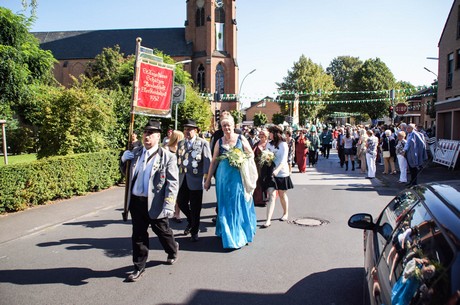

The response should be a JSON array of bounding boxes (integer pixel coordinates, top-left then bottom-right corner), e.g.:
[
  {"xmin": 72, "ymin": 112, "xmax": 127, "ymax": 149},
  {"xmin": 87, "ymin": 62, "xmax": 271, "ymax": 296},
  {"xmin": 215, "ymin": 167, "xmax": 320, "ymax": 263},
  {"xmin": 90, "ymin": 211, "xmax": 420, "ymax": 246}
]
[{"xmin": 204, "ymin": 115, "xmax": 257, "ymax": 249}]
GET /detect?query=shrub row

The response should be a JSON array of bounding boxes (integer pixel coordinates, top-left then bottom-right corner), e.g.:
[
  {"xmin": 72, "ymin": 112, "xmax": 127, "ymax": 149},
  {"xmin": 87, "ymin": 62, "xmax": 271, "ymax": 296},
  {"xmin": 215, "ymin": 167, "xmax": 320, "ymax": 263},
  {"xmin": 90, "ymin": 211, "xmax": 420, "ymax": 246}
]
[{"xmin": 0, "ymin": 150, "xmax": 122, "ymax": 213}]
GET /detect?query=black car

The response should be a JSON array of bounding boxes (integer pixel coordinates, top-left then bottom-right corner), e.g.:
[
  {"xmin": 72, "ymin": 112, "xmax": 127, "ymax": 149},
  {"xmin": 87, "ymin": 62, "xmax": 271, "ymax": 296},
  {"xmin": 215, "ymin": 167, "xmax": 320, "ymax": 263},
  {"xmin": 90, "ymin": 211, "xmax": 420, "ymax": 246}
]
[{"xmin": 348, "ymin": 181, "xmax": 460, "ymax": 305}]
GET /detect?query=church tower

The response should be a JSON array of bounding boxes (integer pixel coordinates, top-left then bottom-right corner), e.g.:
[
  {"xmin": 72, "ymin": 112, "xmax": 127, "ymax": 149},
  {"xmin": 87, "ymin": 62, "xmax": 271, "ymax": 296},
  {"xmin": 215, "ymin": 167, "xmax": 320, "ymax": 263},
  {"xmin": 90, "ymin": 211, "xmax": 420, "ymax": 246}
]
[{"xmin": 185, "ymin": 0, "xmax": 239, "ymax": 112}]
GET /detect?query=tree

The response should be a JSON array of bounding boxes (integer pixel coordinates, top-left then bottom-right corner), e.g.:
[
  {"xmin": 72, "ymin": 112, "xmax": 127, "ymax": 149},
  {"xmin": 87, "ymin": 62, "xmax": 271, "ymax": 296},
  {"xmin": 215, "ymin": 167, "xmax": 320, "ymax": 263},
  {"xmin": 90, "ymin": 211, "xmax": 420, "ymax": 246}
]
[
  {"xmin": 276, "ymin": 55, "xmax": 336, "ymax": 123},
  {"xmin": 350, "ymin": 58, "xmax": 396, "ymax": 121},
  {"xmin": 37, "ymin": 78, "xmax": 115, "ymax": 158},
  {"xmin": 326, "ymin": 56, "xmax": 363, "ymax": 91},
  {"xmin": 230, "ymin": 110, "xmax": 243, "ymax": 125},
  {"xmin": 85, "ymin": 45, "xmax": 127, "ymax": 90},
  {"xmin": 177, "ymin": 84, "xmax": 212, "ymax": 131},
  {"xmin": 272, "ymin": 113, "xmax": 285, "ymax": 125},
  {"xmin": 1, "ymin": 8, "xmax": 56, "ymax": 121},
  {"xmin": 253, "ymin": 112, "xmax": 268, "ymax": 127}
]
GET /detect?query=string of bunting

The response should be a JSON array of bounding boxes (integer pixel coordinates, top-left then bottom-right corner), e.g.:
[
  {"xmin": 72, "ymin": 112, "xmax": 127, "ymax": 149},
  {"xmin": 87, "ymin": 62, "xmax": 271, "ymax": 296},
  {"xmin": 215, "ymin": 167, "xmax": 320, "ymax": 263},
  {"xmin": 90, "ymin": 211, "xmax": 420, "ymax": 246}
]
[
  {"xmin": 198, "ymin": 87, "xmax": 437, "ymax": 103},
  {"xmin": 276, "ymin": 85, "xmax": 437, "ymax": 96}
]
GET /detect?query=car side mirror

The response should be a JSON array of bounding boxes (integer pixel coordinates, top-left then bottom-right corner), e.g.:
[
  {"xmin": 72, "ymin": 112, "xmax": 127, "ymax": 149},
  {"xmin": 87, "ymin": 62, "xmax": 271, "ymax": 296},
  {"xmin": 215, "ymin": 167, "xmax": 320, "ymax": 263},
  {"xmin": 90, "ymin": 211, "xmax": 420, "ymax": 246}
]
[{"xmin": 348, "ymin": 213, "xmax": 375, "ymax": 230}]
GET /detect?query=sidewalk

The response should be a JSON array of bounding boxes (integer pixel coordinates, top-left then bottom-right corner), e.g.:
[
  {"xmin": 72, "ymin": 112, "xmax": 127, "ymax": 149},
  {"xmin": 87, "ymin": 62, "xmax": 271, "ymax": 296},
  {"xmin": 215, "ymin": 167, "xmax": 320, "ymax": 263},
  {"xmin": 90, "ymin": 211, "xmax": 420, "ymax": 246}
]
[{"xmin": 374, "ymin": 158, "xmax": 459, "ymax": 188}]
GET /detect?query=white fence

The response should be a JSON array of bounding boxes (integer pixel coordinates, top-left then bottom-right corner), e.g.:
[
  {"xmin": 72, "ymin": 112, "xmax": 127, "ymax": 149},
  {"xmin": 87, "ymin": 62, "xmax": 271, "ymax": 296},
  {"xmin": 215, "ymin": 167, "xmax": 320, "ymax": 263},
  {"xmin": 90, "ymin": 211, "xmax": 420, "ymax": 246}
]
[{"xmin": 428, "ymin": 138, "xmax": 460, "ymax": 169}]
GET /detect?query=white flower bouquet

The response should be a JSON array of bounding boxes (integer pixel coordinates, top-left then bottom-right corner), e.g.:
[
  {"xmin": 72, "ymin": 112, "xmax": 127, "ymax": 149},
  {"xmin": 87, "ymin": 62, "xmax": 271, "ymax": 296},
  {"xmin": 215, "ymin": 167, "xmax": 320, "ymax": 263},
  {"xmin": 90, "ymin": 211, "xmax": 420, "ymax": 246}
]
[
  {"xmin": 259, "ymin": 150, "xmax": 275, "ymax": 167},
  {"xmin": 218, "ymin": 147, "xmax": 248, "ymax": 168}
]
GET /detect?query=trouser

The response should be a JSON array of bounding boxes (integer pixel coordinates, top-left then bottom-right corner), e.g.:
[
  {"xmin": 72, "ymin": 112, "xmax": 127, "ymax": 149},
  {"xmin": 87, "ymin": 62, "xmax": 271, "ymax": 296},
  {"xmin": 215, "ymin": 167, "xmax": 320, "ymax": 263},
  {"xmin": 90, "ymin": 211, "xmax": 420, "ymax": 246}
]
[
  {"xmin": 322, "ymin": 144, "xmax": 331, "ymax": 158},
  {"xmin": 177, "ymin": 177, "xmax": 203, "ymax": 235},
  {"xmin": 309, "ymin": 150, "xmax": 318, "ymax": 165},
  {"xmin": 366, "ymin": 153, "xmax": 376, "ymax": 178},
  {"xmin": 408, "ymin": 165, "xmax": 419, "ymax": 186},
  {"xmin": 338, "ymin": 146, "xmax": 345, "ymax": 167},
  {"xmin": 397, "ymin": 155, "xmax": 408, "ymax": 182},
  {"xmin": 130, "ymin": 195, "xmax": 177, "ymax": 271}
]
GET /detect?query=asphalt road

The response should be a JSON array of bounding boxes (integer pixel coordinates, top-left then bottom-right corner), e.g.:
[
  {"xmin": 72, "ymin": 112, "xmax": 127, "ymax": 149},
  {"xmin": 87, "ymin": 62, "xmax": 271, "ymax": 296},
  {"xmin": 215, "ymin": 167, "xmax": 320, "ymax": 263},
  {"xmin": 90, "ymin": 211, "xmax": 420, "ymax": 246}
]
[{"xmin": 0, "ymin": 152, "xmax": 395, "ymax": 305}]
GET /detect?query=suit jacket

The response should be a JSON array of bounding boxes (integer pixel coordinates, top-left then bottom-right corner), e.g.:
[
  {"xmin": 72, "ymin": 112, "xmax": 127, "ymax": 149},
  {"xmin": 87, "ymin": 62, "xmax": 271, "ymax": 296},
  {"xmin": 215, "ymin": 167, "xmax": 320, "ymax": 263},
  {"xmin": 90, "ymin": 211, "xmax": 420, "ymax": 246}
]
[
  {"xmin": 405, "ymin": 131, "xmax": 427, "ymax": 168},
  {"xmin": 122, "ymin": 146, "xmax": 179, "ymax": 219},
  {"xmin": 177, "ymin": 137, "xmax": 211, "ymax": 191}
]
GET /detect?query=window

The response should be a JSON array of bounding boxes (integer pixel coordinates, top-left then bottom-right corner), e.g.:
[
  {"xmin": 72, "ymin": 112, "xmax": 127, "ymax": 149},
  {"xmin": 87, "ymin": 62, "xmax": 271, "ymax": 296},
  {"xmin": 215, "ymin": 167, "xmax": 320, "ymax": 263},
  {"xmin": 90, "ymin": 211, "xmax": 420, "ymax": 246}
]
[
  {"xmin": 197, "ymin": 64, "xmax": 205, "ymax": 92},
  {"xmin": 447, "ymin": 53, "xmax": 454, "ymax": 88},
  {"xmin": 215, "ymin": 6, "xmax": 225, "ymax": 23},
  {"xmin": 457, "ymin": 49, "xmax": 460, "ymax": 69},
  {"xmin": 215, "ymin": 63, "xmax": 224, "ymax": 94},
  {"xmin": 380, "ymin": 202, "xmax": 455, "ymax": 305},
  {"xmin": 457, "ymin": 5, "xmax": 460, "ymax": 38},
  {"xmin": 196, "ymin": 7, "xmax": 205, "ymax": 27}
]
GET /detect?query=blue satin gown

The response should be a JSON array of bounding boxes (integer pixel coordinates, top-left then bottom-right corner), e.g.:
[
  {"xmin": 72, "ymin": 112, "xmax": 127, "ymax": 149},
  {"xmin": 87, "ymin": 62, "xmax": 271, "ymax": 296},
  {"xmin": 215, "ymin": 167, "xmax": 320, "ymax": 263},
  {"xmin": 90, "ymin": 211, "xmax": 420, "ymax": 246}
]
[{"xmin": 215, "ymin": 136, "xmax": 257, "ymax": 249}]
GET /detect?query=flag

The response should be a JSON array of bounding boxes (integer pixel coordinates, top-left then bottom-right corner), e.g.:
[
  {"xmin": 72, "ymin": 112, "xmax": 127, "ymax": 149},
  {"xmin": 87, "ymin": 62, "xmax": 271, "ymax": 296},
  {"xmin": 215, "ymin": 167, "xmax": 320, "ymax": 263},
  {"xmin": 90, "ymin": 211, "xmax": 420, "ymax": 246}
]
[{"xmin": 215, "ymin": 23, "xmax": 224, "ymax": 51}]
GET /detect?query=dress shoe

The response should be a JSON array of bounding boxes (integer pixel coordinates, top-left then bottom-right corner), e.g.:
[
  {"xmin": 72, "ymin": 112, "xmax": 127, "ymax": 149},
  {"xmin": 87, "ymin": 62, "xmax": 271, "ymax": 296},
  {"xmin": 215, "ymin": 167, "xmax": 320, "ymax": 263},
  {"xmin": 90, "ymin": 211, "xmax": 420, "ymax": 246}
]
[
  {"xmin": 126, "ymin": 269, "xmax": 144, "ymax": 282},
  {"xmin": 166, "ymin": 242, "xmax": 179, "ymax": 265},
  {"xmin": 184, "ymin": 225, "xmax": 191, "ymax": 235},
  {"xmin": 191, "ymin": 233, "xmax": 199, "ymax": 242}
]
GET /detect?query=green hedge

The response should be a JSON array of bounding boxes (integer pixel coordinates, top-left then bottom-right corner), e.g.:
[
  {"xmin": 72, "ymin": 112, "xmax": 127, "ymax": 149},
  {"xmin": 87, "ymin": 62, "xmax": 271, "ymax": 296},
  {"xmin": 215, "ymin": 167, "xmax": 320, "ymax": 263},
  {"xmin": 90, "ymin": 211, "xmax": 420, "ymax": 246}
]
[{"xmin": 0, "ymin": 150, "xmax": 122, "ymax": 213}]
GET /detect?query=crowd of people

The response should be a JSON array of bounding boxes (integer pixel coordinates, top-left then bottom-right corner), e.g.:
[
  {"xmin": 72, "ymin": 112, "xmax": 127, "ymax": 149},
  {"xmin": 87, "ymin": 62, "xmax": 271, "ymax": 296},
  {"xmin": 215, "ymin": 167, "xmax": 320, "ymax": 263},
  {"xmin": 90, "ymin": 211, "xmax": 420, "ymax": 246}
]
[
  {"xmin": 120, "ymin": 112, "xmax": 294, "ymax": 281},
  {"xmin": 120, "ymin": 112, "xmax": 429, "ymax": 281}
]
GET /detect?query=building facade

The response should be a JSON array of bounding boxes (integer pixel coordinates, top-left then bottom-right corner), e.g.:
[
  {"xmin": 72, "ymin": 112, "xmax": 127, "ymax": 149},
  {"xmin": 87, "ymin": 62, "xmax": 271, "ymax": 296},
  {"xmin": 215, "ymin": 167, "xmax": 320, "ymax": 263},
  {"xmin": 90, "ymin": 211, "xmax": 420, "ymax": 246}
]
[
  {"xmin": 34, "ymin": 0, "xmax": 239, "ymax": 115},
  {"xmin": 437, "ymin": 0, "xmax": 460, "ymax": 140},
  {"xmin": 244, "ymin": 98, "xmax": 281, "ymax": 124}
]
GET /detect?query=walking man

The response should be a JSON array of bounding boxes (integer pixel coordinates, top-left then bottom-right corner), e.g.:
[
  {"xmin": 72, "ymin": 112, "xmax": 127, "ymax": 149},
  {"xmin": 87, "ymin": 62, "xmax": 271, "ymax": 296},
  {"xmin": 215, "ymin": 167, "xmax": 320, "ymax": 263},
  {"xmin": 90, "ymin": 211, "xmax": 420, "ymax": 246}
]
[
  {"xmin": 403, "ymin": 124, "xmax": 427, "ymax": 186},
  {"xmin": 177, "ymin": 119, "xmax": 212, "ymax": 241},
  {"xmin": 120, "ymin": 119, "xmax": 179, "ymax": 282}
]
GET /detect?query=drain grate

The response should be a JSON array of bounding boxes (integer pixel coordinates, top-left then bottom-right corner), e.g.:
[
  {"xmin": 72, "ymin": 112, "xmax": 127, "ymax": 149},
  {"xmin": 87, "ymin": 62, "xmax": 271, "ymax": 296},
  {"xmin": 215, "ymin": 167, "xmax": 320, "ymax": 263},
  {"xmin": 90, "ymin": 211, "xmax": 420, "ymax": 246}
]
[{"xmin": 290, "ymin": 217, "xmax": 329, "ymax": 227}]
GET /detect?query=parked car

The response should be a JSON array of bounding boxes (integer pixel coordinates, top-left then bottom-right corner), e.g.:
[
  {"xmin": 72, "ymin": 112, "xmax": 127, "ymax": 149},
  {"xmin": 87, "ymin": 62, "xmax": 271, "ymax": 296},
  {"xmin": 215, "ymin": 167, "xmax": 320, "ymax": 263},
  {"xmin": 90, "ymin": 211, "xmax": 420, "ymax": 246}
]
[{"xmin": 348, "ymin": 181, "xmax": 460, "ymax": 305}]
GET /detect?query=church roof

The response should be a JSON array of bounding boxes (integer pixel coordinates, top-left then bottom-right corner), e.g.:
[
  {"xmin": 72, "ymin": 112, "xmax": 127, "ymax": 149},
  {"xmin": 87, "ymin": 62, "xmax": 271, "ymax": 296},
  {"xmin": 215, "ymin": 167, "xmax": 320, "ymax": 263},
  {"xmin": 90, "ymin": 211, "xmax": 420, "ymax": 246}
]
[{"xmin": 33, "ymin": 28, "xmax": 193, "ymax": 60}]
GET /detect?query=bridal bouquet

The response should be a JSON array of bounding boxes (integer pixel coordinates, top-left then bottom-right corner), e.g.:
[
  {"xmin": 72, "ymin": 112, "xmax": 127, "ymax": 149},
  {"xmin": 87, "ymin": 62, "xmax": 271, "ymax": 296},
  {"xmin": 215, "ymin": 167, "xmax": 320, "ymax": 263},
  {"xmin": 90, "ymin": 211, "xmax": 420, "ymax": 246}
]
[
  {"xmin": 259, "ymin": 150, "xmax": 275, "ymax": 166},
  {"xmin": 218, "ymin": 147, "xmax": 248, "ymax": 168}
]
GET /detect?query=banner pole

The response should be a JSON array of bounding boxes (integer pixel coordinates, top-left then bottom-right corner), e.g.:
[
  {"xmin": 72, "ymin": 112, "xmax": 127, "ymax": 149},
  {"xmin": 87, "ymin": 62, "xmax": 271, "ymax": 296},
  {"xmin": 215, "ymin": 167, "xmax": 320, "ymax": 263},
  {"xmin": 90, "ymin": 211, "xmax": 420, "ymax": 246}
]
[{"xmin": 122, "ymin": 37, "xmax": 142, "ymax": 222}]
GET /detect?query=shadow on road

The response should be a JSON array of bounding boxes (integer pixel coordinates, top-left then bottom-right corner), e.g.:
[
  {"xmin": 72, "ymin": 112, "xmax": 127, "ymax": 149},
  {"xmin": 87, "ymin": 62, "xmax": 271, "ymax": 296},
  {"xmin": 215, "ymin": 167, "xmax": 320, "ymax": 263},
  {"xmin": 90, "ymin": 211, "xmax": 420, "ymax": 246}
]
[
  {"xmin": 0, "ymin": 260, "xmax": 163, "ymax": 286},
  {"xmin": 159, "ymin": 267, "xmax": 366, "ymax": 305}
]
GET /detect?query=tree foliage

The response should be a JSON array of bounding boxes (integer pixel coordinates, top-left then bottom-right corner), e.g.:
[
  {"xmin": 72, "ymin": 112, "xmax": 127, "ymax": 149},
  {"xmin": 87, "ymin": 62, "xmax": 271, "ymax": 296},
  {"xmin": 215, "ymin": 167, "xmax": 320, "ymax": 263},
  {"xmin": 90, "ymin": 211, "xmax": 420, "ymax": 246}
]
[
  {"xmin": 0, "ymin": 7, "xmax": 56, "ymax": 123},
  {"xmin": 326, "ymin": 56, "xmax": 363, "ymax": 91},
  {"xmin": 272, "ymin": 113, "xmax": 285, "ymax": 125},
  {"xmin": 37, "ymin": 78, "xmax": 115, "ymax": 158},
  {"xmin": 277, "ymin": 55, "xmax": 336, "ymax": 123},
  {"xmin": 253, "ymin": 112, "xmax": 268, "ymax": 127},
  {"xmin": 350, "ymin": 58, "xmax": 396, "ymax": 120}
]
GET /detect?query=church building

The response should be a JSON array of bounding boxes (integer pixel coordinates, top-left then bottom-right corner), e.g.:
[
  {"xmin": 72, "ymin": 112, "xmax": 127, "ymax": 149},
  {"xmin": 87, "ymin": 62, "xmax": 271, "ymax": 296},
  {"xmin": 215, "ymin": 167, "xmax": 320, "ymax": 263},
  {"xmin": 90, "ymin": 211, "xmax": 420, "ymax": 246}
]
[{"xmin": 34, "ymin": 0, "xmax": 239, "ymax": 113}]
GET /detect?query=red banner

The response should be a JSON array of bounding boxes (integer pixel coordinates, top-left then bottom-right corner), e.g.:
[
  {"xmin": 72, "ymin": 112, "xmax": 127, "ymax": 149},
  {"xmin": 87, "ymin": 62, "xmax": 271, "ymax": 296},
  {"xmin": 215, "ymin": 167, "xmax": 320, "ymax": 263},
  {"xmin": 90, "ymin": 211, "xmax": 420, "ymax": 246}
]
[{"xmin": 134, "ymin": 62, "xmax": 174, "ymax": 116}]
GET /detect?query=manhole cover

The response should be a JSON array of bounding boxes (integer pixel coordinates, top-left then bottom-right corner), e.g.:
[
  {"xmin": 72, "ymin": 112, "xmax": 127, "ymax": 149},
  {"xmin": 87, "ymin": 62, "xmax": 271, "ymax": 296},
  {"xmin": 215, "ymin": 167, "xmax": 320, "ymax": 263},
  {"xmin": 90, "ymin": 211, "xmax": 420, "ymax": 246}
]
[{"xmin": 291, "ymin": 217, "xmax": 329, "ymax": 227}]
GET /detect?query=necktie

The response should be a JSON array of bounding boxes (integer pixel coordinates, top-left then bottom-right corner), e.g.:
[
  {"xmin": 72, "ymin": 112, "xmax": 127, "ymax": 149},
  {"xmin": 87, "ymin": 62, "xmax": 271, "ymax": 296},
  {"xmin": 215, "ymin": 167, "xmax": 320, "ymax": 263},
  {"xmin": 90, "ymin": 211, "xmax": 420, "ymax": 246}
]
[{"xmin": 135, "ymin": 150, "xmax": 150, "ymax": 195}]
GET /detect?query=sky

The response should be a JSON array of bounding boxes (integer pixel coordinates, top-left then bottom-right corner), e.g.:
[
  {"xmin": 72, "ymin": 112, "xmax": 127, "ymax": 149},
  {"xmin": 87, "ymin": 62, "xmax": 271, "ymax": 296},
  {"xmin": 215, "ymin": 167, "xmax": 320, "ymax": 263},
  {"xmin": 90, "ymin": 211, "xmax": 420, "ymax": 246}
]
[{"xmin": 1, "ymin": 0, "xmax": 453, "ymax": 107}]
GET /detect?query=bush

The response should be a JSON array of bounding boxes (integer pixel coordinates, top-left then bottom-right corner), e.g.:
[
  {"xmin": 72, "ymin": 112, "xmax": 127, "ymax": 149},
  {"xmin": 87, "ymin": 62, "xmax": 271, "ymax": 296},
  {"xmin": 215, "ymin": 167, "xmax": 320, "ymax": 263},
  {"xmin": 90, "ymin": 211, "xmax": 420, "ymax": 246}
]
[{"xmin": 0, "ymin": 150, "xmax": 122, "ymax": 213}]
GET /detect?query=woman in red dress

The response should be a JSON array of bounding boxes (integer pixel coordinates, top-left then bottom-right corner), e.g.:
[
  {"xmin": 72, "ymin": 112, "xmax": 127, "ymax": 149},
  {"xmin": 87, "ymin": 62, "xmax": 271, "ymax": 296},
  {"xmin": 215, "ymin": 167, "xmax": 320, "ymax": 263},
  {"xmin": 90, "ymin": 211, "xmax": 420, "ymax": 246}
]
[
  {"xmin": 253, "ymin": 129, "xmax": 269, "ymax": 206},
  {"xmin": 295, "ymin": 130, "xmax": 308, "ymax": 173}
]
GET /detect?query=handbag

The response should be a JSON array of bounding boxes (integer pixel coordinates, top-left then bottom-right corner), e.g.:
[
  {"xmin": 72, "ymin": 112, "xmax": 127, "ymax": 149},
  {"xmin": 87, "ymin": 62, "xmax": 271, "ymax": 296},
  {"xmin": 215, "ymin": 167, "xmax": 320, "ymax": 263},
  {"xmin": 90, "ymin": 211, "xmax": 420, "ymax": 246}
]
[{"xmin": 383, "ymin": 151, "xmax": 391, "ymax": 158}]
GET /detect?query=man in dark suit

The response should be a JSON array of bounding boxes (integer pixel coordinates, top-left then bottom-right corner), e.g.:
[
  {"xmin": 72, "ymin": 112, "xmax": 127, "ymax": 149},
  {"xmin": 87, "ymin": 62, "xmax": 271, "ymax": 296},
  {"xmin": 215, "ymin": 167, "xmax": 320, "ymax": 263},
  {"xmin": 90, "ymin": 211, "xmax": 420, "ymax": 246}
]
[
  {"xmin": 121, "ymin": 119, "xmax": 179, "ymax": 282},
  {"xmin": 176, "ymin": 119, "xmax": 212, "ymax": 241}
]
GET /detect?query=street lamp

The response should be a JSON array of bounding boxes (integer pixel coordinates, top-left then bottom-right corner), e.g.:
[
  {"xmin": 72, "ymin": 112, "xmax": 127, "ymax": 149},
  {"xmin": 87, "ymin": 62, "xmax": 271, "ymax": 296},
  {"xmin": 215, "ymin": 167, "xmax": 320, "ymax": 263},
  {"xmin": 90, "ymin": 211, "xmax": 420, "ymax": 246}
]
[
  {"xmin": 424, "ymin": 67, "xmax": 438, "ymax": 78},
  {"xmin": 174, "ymin": 59, "xmax": 192, "ymax": 129},
  {"xmin": 1, "ymin": 119, "xmax": 7, "ymax": 165},
  {"xmin": 238, "ymin": 68, "xmax": 256, "ymax": 109}
]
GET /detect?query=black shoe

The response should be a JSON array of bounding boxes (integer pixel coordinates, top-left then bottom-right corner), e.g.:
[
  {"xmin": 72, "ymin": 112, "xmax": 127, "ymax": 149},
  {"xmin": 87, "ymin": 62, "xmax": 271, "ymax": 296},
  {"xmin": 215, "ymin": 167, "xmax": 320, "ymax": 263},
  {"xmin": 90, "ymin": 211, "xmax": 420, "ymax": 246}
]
[
  {"xmin": 184, "ymin": 225, "xmax": 191, "ymax": 235},
  {"xmin": 126, "ymin": 269, "xmax": 144, "ymax": 282},
  {"xmin": 191, "ymin": 234, "xmax": 199, "ymax": 242},
  {"xmin": 166, "ymin": 242, "xmax": 179, "ymax": 265},
  {"xmin": 211, "ymin": 217, "xmax": 217, "ymax": 223}
]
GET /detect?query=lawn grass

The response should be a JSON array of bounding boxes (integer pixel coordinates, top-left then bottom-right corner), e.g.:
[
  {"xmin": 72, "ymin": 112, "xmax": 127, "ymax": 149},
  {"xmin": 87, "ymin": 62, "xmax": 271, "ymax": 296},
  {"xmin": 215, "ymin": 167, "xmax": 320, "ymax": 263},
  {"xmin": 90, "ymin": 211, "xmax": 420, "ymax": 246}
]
[{"xmin": 0, "ymin": 154, "xmax": 37, "ymax": 166}]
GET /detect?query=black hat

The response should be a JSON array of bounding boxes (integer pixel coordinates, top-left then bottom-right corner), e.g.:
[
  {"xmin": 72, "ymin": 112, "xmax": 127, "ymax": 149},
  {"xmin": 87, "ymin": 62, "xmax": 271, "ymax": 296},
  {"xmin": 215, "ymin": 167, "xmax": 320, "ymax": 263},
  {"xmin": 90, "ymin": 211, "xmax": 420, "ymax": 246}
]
[
  {"xmin": 144, "ymin": 119, "xmax": 162, "ymax": 132},
  {"xmin": 183, "ymin": 119, "xmax": 198, "ymax": 129}
]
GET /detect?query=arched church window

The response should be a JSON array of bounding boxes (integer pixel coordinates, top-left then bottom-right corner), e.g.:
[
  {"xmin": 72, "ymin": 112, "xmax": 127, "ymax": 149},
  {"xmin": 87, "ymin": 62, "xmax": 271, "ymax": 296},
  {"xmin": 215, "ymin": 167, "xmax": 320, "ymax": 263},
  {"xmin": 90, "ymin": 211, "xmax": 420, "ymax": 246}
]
[
  {"xmin": 196, "ymin": 7, "xmax": 205, "ymax": 27},
  {"xmin": 215, "ymin": 63, "xmax": 225, "ymax": 94},
  {"xmin": 197, "ymin": 64, "xmax": 206, "ymax": 92},
  {"xmin": 215, "ymin": 7, "xmax": 225, "ymax": 23}
]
